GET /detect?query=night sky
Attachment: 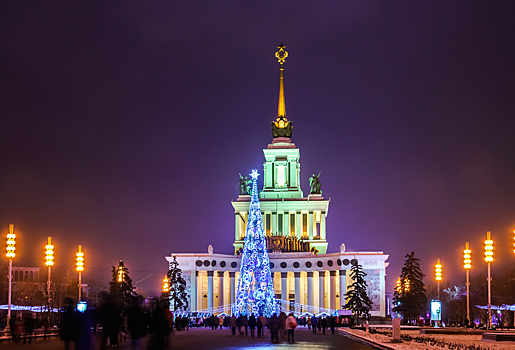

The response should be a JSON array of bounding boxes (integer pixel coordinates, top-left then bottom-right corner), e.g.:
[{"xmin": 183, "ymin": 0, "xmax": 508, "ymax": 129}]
[{"xmin": 1, "ymin": 1, "xmax": 515, "ymax": 297}]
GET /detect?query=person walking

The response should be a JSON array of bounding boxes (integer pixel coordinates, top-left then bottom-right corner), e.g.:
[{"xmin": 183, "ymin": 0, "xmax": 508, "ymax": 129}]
[
  {"xmin": 241, "ymin": 314, "xmax": 248, "ymax": 336},
  {"xmin": 126, "ymin": 302, "xmax": 145, "ymax": 350},
  {"xmin": 311, "ymin": 315, "xmax": 318, "ymax": 334},
  {"xmin": 330, "ymin": 316, "xmax": 336, "ymax": 334},
  {"xmin": 219, "ymin": 315, "xmax": 224, "ymax": 330},
  {"xmin": 307, "ymin": 316, "xmax": 312, "ymax": 330},
  {"xmin": 278, "ymin": 312, "xmax": 287, "ymax": 339},
  {"xmin": 258, "ymin": 314, "xmax": 267, "ymax": 337},
  {"xmin": 285, "ymin": 313, "xmax": 298, "ymax": 342},
  {"xmin": 321, "ymin": 317, "xmax": 327, "ymax": 334},
  {"xmin": 248, "ymin": 314, "xmax": 256, "ymax": 337},
  {"xmin": 60, "ymin": 298, "xmax": 81, "ymax": 350},
  {"xmin": 268, "ymin": 314, "xmax": 280, "ymax": 343},
  {"xmin": 230, "ymin": 315, "xmax": 237, "ymax": 335},
  {"xmin": 256, "ymin": 317, "xmax": 263, "ymax": 337}
]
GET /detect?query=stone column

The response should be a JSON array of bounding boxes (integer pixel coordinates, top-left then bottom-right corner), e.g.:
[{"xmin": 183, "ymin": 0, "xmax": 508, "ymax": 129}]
[
  {"xmin": 339, "ymin": 270, "xmax": 346, "ymax": 310},
  {"xmin": 296, "ymin": 212, "xmax": 301, "ymax": 239},
  {"xmin": 307, "ymin": 272, "xmax": 314, "ymax": 313},
  {"xmin": 281, "ymin": 272, "xmax": 288, "ymax": 309},
  {"xmin": 308, "ymin": 212, "xmax": 314, "ymax": 240},
  {"xmin": 207, "ymin": 271, "xmax": 214, "ymax": 310},
  {"xmin": 229, "ymin": 272, "xmax": 235, "ymax": 311},
  {"xmin": 218, "ymin": 271, "xmax": 224, "ymax": 312},
  {"xmin": 235, "ymin": 213, "xmax": 240, "ymax": 242},
  {"xmin": 321, "ymin": 212, "xmax": 326, "ymax": 240},
  {"xmin": 319, "ymin": 271, "xmax": 325, "ymax": 311},
  {"xmin": 197, "ymin": 271, "xmax": 204, "ymax": 311},
  {"xmin": 330, "ymin": 271, "xmax": 337, "ymax": 311},
  {"xmin": 294, "ymin": 272, "xmax": 301, "ymax": 313},
  {"xmin": 190, "ymin": 270, "xmax": 196, "ymax": 311}
]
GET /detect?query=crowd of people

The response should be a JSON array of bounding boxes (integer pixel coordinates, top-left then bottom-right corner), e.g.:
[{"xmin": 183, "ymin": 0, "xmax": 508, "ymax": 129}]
[{"xmin": 4, "ymin": 299, "xmax": 345, "ymax": 348}]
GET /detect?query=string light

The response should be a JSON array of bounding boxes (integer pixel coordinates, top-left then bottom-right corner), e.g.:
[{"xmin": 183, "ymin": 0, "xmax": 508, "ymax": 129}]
[
  {"xmin": 234, "ymin": 170, "xmax": 276, "ymax": 316},
  {"xmin": 118, "ymin": 261, "xmax": 125, "ymax": 282}
]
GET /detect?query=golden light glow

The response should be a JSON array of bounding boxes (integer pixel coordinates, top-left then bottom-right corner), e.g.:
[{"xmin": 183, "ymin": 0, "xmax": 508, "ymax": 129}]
[
  {"xmin": 45, "ymin": 237, "xmax": 54, "ymax": 267},
  {"xmin": 6, "ymin": 224, "xmax": 16, "ymax": 259},
  {"xmin": 163, "ymin": 276, "xmax": 169, "ymax": 292},
  {"xmin": 484, "ymin": 231, "xmax": 493, "ymax": 262},
  {"xmin": 118, "ymin": 264, "xmax": 124, "ymax": 282},
  {"xmin": 76, "ymin": 245, "xmax": 84, "ymax": 272},
  {"xmin": 513, "ymin": 230, "xmax": 514, "ymax": 254},
  {"xmin": 435, "ymin": 258, "xmax": 442, "ymax": 281},
  {"xmin": 464, "ymin": 242, "xmax": 471, "ymax": 269},
  {"xmin": 396, "ymin": 277, "xmax": 410, "ymax": 293}
]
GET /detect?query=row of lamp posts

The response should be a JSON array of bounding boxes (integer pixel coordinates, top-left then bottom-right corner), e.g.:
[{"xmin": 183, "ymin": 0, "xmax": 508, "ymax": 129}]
[
  {"xmin": 434, "ymin": 231, "xmax": 498, "ymax": 328},
  {"xmin": 4, "ymin": 224, "xmax": 85, "ymax": 328}
]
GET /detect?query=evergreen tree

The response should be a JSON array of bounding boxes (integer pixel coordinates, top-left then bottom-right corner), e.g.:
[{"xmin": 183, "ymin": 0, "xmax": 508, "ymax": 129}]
[
  {"xmin": 235, "ymin": 170, "xmax": 275, "ymax": 316},
  {"xmin": 165, "ymin": 255, "xmax": 189, "ymax": 312},
  {"xmin": 344, "ymin": 263, "xmax": 372, "ymax": 324},
  {"xmin": 109, "ymin": 260, "xmax": 138, "ymax": 309},
  {"xmin": 393, "ymin": 252, "xmax": 427, "ymax": 324}
]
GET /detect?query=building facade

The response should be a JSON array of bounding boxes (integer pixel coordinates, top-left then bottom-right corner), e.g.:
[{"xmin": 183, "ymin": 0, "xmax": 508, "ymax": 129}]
[{"xmin": 166, "ymin": 46, "xmax": 388, "ymax": 316}]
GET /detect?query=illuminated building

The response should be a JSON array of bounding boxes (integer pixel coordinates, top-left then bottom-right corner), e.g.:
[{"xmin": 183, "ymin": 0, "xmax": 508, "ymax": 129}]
[{"xmin": 166, "ymin": 45, "xmax": 389, "ymax": 316}]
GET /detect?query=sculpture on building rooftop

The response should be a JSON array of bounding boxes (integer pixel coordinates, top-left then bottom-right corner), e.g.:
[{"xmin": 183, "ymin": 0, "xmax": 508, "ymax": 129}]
[{"xmin": 309, "ymin": 173, "xmax": 322, "ymax": 194}]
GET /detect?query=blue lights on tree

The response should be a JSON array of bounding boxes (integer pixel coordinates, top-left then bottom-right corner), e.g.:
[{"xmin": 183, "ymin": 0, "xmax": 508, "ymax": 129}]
[{"xmin": 234, "ymin": 170, "xmax": 276, "ymax": 316}]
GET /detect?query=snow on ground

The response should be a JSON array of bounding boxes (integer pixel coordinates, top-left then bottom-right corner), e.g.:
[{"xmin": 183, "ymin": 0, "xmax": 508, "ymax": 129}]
[{"xmin": 340, "ymin": 328, "xmax": 515, "ymax": 350}]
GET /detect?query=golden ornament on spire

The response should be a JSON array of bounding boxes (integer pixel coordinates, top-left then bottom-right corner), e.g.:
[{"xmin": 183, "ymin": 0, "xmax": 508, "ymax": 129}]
[{"xmin": 271, "ymin": 43, "xmax": 292, "ymax": 138}]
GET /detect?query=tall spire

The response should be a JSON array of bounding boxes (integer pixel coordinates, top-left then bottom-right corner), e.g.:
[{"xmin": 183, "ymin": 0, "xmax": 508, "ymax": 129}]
[
  {"xmin": 271, "ymin": 43, "xmax": 293, "ymax": 139},
  {"xmin": 276, "ymin": 43, "xmax": 288, "ymax": 118}
]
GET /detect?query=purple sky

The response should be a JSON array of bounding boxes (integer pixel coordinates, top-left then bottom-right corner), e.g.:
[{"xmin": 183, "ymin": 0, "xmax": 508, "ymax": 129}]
[{"xmin": 1, "ymin": 1, "xmax": 515, "ymax": 297}]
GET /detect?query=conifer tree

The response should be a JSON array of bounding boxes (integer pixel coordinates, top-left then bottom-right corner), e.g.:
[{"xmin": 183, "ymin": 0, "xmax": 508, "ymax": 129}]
[
  {"xmin": 109, "ymin": 260, "xmax": 138, "ymax": 309},
  {"xmin": 345, "ymin": 263, "xmax": 372, "ymax": 324},
  {"xmin": 393, "ymin": 252, "xmax": 427, "ymax": 324},
  {"xmin": 165, "ymin": 255, "xmax": 189, "ymax": 312},
  {"xmin": 235, "ymin": 170, "xmax": 275, "ymax": 316}
]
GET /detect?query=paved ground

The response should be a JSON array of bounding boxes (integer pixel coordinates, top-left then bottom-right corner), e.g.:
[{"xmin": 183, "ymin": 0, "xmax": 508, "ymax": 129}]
[{"xmin": 0, "ymin": 327, "xmax": 377, "ymax": 349}]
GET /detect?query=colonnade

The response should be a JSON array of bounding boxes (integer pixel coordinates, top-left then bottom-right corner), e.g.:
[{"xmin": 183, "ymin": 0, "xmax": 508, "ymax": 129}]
[{"xmin": 191, "ymin": 269, "xmax": 346, "ymax": 314}]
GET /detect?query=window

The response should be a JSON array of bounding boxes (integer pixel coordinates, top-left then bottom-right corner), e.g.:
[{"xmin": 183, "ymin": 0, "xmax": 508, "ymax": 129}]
[
  {"xmin": 290, "ymin": 213, "xmax": 295, "ymax": 236},
  {"xmin": 278, "ymin": 214, "xmax": 283, "ymax": 234},
  {"xmin": 276, "ymin": 165, "xmax": 286, "ymax": 187},
  {"xmin": 266, "ymin": 214, "xmax": 271, "ymax": 235},
  {"xmin": 302, "ymin": 213, "xmax": 308, "ymax": 236}
]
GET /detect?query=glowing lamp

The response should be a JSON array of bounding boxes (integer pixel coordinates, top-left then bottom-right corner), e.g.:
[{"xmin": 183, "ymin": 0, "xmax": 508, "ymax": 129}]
[
  {"xmin": 396, "ymin": 278, "xmax": 401, "ymax": 293},
  {"xmin": 435, "ymin": 259, "xmax": 442, "ymax": 281},
  {"xmin": 163, "ymin": 276, "xmax": 169, "ymax": 292},
  {"xmin": 76, "ymin": 245, "xmax": 84, "ymax": 271},
  {"xmin": 464, "ymin": 242, "xmax": 471, "ymax": 269},
  {"xmin": 45, "ymin": 237, "xmax": 54, "ymax": 267},
  {"xmin": 6, "ymin": 224, "xmax": 16, "ymax": 259},
  {"xmin": 117, "ymin": 261, "xmax": 125, "ymax": 282},
  {"xmin": 484, "ymin": 231, "xmax": 493, "ymax": 262}
]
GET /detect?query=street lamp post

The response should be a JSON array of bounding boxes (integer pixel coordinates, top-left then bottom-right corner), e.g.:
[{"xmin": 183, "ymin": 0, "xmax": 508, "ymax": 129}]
[
  {"xmin": 484, "ymin": 231, "xmax": 493, "ymax": 328},
  {"xmin": 435, "ymin": 258, "xmax": 442, "ymax": 300},
  {"xmin": 5, "ymin": 224, "xmax": 16, "ymax": 330},
  {"xmin": 45, "ymin": 237, "xmax": 54, "ymax": 305},
  {"xmin": 463, "ymin": 242, "xmax": 471, "ymax": 324},
  {"xmin": 76, "ymin": 245, "xmax": 84, "ymax": 302}
]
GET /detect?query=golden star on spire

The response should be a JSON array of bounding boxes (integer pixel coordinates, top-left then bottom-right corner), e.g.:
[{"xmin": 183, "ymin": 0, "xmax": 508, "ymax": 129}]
[{"xmin": 275, "ymin": 43, "xmax": 288, "ymax": 65}]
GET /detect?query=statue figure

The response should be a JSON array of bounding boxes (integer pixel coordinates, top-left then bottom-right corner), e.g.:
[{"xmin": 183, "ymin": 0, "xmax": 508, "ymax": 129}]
[
  {"xmin": 238, "ymin": 173, "xmax": 252, "ymax": 195},
  {"xmin": 238, "ymin": 173, "xmax": 247, "ymax": 195},
  {"xmin": 309, "ymin": 173, "xmax": 322, "ymax": 194}
]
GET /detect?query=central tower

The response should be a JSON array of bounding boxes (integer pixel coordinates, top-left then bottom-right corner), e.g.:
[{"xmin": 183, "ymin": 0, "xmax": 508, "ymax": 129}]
[{"xmin": 232, "ymin": 44, "xmax": 330, "ymax": 255}]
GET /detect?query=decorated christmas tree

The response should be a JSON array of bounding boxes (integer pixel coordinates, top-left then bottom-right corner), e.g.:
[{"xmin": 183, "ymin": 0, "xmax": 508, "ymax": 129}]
[{"xmin": 234, "ymin": 170, "xmax": 276, "ymax": 316}]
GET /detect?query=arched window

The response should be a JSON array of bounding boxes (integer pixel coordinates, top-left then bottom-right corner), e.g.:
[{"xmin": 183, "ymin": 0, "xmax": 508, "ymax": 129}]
[
  {"xmin": 34, "ymin": 272, "xmax": 39, "ymax": 282},
  {"xmin": 24, "ymin": 271, "xmax": 28, "ymax": 282},
  {"xmin": 14, "ymin": 270, "xmax": 19, "ymax": 282},
  {"xmin": 29, "ymin": 271, "xmax": 33, "ymax": 282}
]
